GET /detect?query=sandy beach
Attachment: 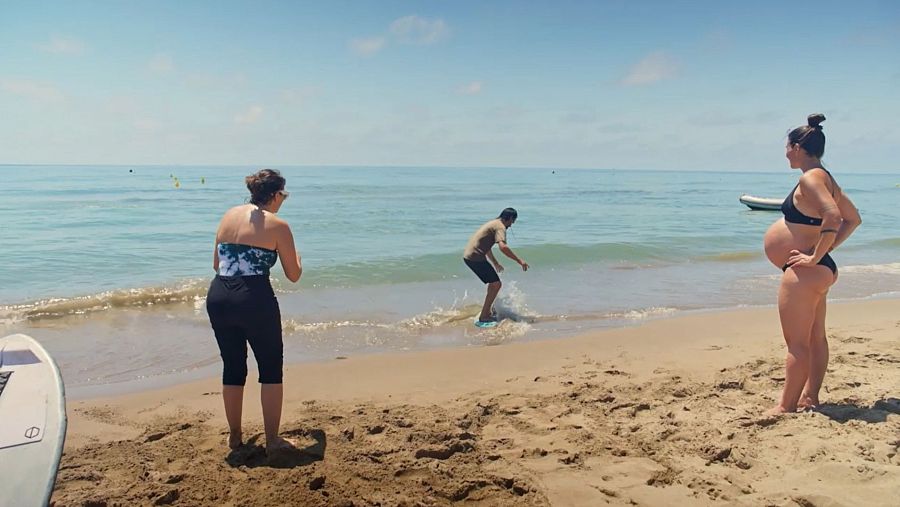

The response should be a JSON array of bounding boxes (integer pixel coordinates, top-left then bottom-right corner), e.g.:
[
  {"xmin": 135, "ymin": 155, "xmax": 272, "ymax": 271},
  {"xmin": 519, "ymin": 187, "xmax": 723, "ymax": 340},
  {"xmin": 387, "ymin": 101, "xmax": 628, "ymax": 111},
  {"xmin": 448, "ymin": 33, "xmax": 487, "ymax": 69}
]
[{"xmin": 52, "ymin": 299, "xmax": 899, "ymax": 506}]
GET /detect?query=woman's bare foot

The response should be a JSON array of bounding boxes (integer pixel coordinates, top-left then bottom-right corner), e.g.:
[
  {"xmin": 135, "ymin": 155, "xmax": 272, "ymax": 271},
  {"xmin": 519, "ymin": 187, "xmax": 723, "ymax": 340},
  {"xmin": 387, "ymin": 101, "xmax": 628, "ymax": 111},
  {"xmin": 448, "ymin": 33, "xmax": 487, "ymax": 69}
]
[
  {"xmin": 797, "ymin": 395, "xmax": 819, "ymax": 411},
  {"xmin": 764, "ymin": 405, "xmax": 791, "ymax": 417},
  {"xmin": 265, "ymin": 436, "xmax": 297, "ymax": 456},
  {"xmin": 228, "ymin": 430, "xmax": 242, "ymax": 450}
]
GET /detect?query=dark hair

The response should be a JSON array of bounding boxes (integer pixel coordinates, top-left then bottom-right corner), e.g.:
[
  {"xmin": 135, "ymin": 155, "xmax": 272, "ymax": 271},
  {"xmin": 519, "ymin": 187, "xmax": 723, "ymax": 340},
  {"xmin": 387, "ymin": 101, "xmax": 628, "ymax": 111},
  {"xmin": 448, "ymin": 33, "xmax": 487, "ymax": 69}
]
[
  {"xmin": 498, "ymin": 207, "xmax": 518, "ymax": 221},
  {"xmin": 245, "ymin": 169, "xmax": 285, "ymax": 205},
  {"xmin": 787, "ymin": 113, "xmax": 826, "ymax": 158}
]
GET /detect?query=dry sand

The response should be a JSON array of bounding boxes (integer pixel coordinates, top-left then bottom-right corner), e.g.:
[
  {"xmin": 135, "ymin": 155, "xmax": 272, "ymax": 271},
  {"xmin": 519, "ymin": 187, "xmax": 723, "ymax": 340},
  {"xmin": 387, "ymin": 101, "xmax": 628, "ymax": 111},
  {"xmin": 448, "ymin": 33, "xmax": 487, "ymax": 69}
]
[{"xmin": 52, "ymin": 299, "xmax": 900, "ymax": 506}]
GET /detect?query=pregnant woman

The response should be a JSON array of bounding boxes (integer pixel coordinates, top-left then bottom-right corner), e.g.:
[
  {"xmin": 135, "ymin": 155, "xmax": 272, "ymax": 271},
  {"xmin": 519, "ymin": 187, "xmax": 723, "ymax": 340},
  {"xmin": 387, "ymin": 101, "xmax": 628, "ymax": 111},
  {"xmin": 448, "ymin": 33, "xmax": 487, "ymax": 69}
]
[{"xmin": 763, "ymin": 114, "xmax": 861, "ymax": 415}]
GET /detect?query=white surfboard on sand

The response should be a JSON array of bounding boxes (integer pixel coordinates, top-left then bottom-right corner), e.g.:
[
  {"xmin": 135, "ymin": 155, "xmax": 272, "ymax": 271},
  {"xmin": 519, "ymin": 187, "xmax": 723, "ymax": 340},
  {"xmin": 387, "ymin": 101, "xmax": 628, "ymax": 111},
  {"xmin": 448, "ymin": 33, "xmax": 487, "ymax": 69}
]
[{"xmin": 0, "ymin": 333, "xmax": 67, "ymax": 507}]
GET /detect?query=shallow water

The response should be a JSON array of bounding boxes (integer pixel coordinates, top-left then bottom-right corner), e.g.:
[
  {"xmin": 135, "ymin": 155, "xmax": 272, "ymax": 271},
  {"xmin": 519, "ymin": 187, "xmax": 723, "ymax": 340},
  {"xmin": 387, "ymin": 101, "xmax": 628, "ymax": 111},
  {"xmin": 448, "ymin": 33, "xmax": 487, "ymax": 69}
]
[{"xmin": 1, "ymin": 165, "xmax": 897, "ymax": 394}]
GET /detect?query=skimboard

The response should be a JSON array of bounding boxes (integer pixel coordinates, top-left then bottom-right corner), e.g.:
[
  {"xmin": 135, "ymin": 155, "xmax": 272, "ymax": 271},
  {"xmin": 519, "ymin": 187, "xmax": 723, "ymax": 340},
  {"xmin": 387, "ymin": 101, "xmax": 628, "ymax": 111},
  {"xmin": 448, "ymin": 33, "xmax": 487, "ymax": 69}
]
[
  {"xmin": 0, "ymin": 333, "xmax": 67, "ymax": 507},
  {"xmin": 474, "ymin": 307, "xmax": 504, "ymax": 328},
  {"xmin": 474, "ymin": 318, "xmax": 502, "ymax": 328}
]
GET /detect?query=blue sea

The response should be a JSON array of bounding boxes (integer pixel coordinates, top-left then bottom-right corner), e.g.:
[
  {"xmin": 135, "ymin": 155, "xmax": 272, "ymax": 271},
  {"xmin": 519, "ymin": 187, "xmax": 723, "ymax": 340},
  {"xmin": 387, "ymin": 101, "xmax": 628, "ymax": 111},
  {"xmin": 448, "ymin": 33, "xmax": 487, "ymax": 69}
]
[{"xmin": 1, "ymin": 166, "xmax": 897, "ymax": 396}]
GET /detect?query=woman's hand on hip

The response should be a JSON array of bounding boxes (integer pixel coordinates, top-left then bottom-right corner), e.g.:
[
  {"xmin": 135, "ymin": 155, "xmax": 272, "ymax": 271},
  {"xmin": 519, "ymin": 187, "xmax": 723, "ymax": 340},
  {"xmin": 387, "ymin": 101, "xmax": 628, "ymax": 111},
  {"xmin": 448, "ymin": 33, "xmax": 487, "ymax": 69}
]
[{"xmin": 786, "ymin": 249, "xmax": 816, "ymax": 268}]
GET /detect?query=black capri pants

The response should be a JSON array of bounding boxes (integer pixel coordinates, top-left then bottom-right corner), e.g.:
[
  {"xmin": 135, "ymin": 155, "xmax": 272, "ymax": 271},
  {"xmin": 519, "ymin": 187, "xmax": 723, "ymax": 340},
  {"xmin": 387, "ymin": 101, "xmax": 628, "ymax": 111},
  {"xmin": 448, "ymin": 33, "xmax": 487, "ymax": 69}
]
[{"xmin": 206, "ymin": 274, "xmax": 283, "ymax": 385}]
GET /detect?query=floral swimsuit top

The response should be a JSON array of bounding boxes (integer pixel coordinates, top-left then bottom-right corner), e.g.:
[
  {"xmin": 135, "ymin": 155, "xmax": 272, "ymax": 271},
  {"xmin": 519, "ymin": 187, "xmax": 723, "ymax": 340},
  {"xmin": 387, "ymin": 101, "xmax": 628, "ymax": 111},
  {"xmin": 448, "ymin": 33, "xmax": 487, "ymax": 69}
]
[{"xmin": 217, "ymin": 243, "xmax": 278, "ymax": 276}]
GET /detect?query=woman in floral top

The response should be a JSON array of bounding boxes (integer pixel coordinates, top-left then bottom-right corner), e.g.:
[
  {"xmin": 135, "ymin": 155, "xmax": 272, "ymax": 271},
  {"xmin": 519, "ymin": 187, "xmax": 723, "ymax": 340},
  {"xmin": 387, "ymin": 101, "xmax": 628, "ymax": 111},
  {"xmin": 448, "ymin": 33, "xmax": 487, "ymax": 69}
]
[{"xmin": 206, "ymin": 168, "xmax": 302, "ymax": 456}]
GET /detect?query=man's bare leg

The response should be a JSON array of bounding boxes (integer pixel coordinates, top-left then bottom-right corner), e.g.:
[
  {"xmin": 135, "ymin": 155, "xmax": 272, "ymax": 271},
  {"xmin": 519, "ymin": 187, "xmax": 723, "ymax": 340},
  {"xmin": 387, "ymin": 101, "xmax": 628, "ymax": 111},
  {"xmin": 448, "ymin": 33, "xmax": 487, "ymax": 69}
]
[{"xmin": 479, "ymin": 281, "xmax": 502, "ymax": 321}]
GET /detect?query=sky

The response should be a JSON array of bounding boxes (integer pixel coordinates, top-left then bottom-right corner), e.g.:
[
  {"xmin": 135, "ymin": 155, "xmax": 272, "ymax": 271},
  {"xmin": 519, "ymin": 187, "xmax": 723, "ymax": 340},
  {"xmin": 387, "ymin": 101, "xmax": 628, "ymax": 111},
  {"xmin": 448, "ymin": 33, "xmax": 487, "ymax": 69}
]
[{"xmin": 1, "ymin": 0, "xmax": 898, "ymax": 171}]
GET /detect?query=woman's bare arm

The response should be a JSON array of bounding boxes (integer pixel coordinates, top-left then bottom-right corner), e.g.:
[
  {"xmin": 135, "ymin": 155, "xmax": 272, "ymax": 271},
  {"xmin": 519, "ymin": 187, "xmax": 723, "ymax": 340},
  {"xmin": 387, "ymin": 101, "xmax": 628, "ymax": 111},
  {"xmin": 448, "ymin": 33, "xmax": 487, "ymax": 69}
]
[{"xmin": 275, "ymin": 222, "xmax": 302, "ymax": 282}]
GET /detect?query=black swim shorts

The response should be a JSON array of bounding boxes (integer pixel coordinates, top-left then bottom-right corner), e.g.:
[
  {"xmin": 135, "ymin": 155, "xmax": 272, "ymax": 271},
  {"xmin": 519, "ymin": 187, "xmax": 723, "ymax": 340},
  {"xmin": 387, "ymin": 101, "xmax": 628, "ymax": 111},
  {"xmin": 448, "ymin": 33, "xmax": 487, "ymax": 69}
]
[{"xmin": 464, "ymin": 258, "xmax": 500, "ymax": 284}]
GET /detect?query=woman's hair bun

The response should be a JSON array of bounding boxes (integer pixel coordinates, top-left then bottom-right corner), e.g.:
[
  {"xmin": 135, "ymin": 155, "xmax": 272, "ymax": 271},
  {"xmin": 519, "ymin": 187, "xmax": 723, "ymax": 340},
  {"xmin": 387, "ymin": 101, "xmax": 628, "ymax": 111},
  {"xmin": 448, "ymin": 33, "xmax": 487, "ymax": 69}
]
[
  {"xmin": 245, "ymin": 169, "xmax": 285, "ymax": 205},
  {"xmin": 807, "ymin": 113, "xmax": 826, "ymax": 130},
  {"xmin": 245, "ymin": 174, "xmax": 261, "ymax": 191}
]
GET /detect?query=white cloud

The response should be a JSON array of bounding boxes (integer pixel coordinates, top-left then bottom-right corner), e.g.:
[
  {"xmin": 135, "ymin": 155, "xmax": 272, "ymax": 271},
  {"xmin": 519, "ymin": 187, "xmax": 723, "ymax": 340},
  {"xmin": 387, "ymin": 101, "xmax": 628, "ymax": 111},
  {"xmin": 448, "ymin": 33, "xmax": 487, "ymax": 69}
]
[
  {"xmin": 457, "ymin": 81, "xmax": 483, "ymax": 95},
  {"xmin": 349, "ymin": 37, "xmax": 386, "ymax": 56},
  {"xmin": 38, "ymin": 36, "xmax": 86, "ymax": 55},
  {"xmin": 148, "ymin": 54, "xmax": 175, "ymax": 74},
  {"xmin": 620, "ymin": 51, "xmax": 678, "ymax": 86},
  {"xmin": 349, "ymin": 15, "xmax": 448, "ymax": 57},
  {"xmin": 234, "ymin": 105, "xmax": 264, "ymax": 125},
  {"xmin": 0, "ymin": 78, "xmax": 64, "ymax": 102},
  {"xmin": 389, "ymin": 15, "xmax": 449, "ymax": 45}
]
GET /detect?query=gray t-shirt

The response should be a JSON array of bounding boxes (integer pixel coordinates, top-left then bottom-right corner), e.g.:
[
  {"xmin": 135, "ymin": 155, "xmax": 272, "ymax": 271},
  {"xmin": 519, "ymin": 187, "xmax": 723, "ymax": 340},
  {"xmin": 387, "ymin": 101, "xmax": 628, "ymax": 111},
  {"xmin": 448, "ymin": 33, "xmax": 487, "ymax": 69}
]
[{"xmin": 463, "ymin": 219, "xmax": 507, "ymax": 261}]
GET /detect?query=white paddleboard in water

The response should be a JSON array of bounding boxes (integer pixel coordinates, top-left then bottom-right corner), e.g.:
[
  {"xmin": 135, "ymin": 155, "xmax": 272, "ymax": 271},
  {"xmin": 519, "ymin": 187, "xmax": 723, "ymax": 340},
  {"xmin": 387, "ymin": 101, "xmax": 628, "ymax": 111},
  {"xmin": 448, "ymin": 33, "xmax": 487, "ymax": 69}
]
[{"xmin": 0, "ymin": 333, "xmax": 67, "ymax": 507}]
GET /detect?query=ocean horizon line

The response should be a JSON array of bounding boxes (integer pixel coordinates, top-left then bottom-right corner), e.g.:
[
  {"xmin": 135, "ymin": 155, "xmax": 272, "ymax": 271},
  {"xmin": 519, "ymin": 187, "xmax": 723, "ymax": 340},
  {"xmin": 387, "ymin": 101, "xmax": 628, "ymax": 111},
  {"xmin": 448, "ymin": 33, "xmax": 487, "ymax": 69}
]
[{"xmin": 2, "ymin": 163, "xmax": 897, "ymax": 176}]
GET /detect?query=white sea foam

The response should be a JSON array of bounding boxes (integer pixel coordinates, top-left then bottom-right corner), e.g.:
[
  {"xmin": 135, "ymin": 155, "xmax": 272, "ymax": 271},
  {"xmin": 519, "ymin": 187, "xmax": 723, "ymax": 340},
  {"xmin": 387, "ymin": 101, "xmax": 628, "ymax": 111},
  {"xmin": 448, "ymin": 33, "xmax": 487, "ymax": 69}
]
[{"xmin": 839, "ymin": 262, "xmax": 900, "ymax": 275}]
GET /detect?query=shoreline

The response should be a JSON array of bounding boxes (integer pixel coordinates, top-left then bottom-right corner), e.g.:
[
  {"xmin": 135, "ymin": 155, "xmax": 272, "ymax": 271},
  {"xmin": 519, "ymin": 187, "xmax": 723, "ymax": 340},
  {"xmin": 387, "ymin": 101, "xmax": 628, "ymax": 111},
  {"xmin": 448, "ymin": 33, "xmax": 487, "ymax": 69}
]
[
  {"xmin": 55, "ymin": 299, "xmax": 900, "ymax": 505},
  {"xmin": 60, "ymin": 293, "xmax": 900, "ymax": 401}
]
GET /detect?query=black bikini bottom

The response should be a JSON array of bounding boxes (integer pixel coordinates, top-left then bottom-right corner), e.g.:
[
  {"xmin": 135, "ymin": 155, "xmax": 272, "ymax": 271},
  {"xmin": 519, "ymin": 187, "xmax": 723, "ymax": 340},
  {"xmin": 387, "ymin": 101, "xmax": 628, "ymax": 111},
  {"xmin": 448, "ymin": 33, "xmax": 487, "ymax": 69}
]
[{"xmin": 782, "ymin": 253, "xmax": 837, "ymax": 275}]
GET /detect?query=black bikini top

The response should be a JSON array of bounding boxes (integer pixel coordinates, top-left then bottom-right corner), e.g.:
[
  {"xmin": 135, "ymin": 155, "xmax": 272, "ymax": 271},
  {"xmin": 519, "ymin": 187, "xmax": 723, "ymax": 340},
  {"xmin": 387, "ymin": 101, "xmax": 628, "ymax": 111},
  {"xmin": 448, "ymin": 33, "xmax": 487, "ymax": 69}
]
[{"xmin": 781, "ymin": 169, "xmax": 835, "ymax": 226}]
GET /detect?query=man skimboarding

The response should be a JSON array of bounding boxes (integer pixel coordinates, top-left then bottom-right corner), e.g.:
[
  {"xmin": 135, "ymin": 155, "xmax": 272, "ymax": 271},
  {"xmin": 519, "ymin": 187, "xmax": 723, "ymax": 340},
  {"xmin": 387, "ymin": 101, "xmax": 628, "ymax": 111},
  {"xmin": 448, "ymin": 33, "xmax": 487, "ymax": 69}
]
[{"xmin": 463, "ymin": 208, "xmax": 529, "ymax": 327}]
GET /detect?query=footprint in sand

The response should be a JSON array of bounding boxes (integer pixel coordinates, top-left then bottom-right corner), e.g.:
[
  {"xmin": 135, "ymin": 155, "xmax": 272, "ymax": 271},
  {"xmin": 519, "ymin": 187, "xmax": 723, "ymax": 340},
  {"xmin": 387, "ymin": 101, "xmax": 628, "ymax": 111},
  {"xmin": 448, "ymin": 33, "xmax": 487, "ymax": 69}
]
[
  {"xmin": 738, "ymin": 415, "xmax": 780, "ymax": 428},
  {"xmin": 76, "ymin": 406, "xmax": 130, "ymax": 426},
  {"xmin": 716, "ymin": 379, "xmax": 745, "ymax": 390},
  {"xmin": 865, "ymin": 352, "xmax": 900, "ymax": 364},
  {"xmin": 838, "ymin": 335, "xmax": 871, "ymax": 344},
  {"xmin": 144, "ymin": 423, "xmax": 192, "ymax": 443}
]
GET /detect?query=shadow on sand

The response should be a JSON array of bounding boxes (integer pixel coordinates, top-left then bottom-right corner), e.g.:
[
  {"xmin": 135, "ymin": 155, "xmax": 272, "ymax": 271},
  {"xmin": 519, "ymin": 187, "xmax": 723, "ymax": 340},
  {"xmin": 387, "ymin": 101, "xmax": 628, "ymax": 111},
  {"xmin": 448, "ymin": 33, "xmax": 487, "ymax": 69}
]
[
  {"xmin": 225, "ymin": 428, "xmax": 327, "ymax": 469},
  {"xmin": 815, "ymin": 397, "xmax": 900, "ymax": 424}
]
